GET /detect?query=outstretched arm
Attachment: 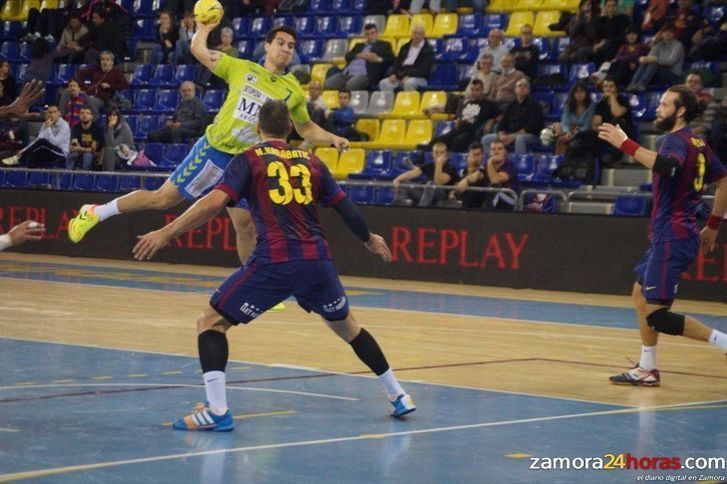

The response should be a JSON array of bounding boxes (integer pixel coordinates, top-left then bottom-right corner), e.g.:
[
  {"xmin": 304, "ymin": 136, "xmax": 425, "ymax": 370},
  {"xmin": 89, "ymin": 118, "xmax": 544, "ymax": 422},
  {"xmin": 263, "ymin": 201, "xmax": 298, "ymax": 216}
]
[
  {"xmin": 598, "ymin": 123, "xmax": 657, "ymax": 169},
  {"xmin": 133, "ymin": 190, "xmax": 229, "ymax": 260},
  {"xmin": 190, "ymin": 21, "xmax": 224, "ymax": 72},
  {"xmin": 294, "ymin": 119, "xmax": 350, "ymax": 151},
  {"xmin": 0, "ymin": 221, "xmax": 45, "ymax": 251},
  {"xmin": 332, "ymin": 197, "xmax": 391, "ymax": 262}
]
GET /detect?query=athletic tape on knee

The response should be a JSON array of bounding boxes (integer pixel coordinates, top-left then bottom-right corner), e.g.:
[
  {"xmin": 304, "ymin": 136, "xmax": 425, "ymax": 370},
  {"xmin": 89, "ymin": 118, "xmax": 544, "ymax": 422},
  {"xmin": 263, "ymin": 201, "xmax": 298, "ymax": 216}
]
[{"xmin": 646, "ymin": 308, "xmax": 685, "ymax": 336}]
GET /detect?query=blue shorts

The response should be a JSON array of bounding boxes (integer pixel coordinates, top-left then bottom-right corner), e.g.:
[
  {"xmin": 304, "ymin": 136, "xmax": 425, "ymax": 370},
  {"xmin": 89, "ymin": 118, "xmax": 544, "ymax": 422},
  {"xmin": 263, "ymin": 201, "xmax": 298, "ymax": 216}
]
[
  {"xmin": 635, "ymin": 237, "xmax": 699, "ymax": 304},
  {"xmin": 169, "ymin": 136, "xmax": 248, "ymax": 209},
  {"xmin": 210, "ymin": 259, "xmax": 350, "ymax": 325}
]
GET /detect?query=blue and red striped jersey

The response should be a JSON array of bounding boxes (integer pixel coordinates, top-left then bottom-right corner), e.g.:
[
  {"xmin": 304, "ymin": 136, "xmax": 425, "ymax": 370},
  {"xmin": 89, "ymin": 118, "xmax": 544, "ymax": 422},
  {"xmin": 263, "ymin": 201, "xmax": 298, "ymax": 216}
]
[
  {"xmin": 650, "ymin": 127, "xmax": 726, "ymax": 242},
  {"xmin": 215, "ymin": 140, "xmax": 346, "ymax": 264}
]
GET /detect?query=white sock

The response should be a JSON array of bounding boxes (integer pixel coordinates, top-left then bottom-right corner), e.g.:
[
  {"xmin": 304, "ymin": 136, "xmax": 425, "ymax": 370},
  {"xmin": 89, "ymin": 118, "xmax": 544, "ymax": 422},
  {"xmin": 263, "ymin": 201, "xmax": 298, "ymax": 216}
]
[
  {"xmin": 377, "ymin": 368, "xmax": 405, "ymax": 400},
  {"xmin": 203, "ymin": 371, "xmax": 227, "ymax": 415},
  {"xmin": 639, "ymin": 345, "xmax": 657, "ymax": 371},
  {"xmin": 92, "ymin": 199, "xmax": 120, "ymax": 222},
  {"xmin": 709, "ymin": 330, "xmax": 727, "ymax": 350}
]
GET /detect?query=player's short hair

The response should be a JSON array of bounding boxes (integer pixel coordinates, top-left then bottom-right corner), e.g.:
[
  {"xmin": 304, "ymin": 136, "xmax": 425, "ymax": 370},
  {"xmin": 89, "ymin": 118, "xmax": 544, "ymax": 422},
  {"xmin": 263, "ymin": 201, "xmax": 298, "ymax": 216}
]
[
  {"xmin": 266, "ymin": 25, "xmax": 297, "ymax": 43},
  {"xmin": 667, "ymin": 84, "xmax": 700, "ymax": 122},
  {"xmin": 258, "ymin": 100, "xmax": 292, "ymax": 138}
]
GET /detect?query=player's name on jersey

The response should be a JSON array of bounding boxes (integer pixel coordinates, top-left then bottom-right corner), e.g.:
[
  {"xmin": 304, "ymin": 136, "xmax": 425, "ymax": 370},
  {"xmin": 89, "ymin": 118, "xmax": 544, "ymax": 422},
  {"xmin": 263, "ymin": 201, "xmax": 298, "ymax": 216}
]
[{"xmin": 254, "ymin": 146, "xmax": 311, "ymax": 160}]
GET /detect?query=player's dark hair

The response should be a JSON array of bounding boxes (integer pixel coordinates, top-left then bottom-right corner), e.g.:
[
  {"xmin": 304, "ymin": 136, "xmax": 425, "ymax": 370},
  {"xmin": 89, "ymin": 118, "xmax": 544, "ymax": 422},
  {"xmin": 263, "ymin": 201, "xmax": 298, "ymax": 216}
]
[
  {"xmin": 266, "ymin": 25, "xmax": 297, "ymax": 43},
  {"xmin": 258, "ymin": 100, "xmax": 292, "ymax": 138},
  {"xmin": 667, "ymin": 84, "xmax": 700, "ymax": 122}
]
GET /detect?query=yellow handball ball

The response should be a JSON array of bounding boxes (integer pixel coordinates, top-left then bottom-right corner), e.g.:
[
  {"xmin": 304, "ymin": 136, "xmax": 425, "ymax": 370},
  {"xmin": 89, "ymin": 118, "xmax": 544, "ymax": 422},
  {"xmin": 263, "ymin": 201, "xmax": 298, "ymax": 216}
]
[{"xmin": 194, "ymin": 0, "xmax": 223, "ymax": 25}]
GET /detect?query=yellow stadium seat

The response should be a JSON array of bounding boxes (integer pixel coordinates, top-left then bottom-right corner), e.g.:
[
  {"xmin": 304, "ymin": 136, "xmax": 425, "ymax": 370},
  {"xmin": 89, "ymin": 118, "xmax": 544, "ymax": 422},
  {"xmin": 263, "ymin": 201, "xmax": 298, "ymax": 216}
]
[
  {"xmin": 350, "ymin": 119, "xmax": 380, "ymax": 148},
  {"xmin": 18, "ymin": 0, "xmax": 40, "ymax": 21},
  {"xmin": 315, "ymin": 147, "xmax": 339, "ymax": 172},
  {"xmin": 309, "ymin": 63, "xmax": 332, "ymax": 86},
  {"xmin": 40, "ymin": 0, "xmax": 60, "ymax": 8},
  {"xmin": 513, "ymin": 0, "xmax": 543, "ymax": 11},
  {"xmin": 542, "ymin": 0, "xmax": 579, "ymax": 10},
  {"xmin": 364, "ymin": 119, "xmax": 407, "ymax": 150},
  {"xmin": 383, "ymin": 14, "xmax": 410, "ymax": 38},
  {"xmin": 409, "ymin": 13, "xmax": 434, "ymax": 35},
  {"xmin": 431, "ymin": 13, "xmax": 458, "ymax": 38},
  {"xmin": 533, "ymin": 10, "xmax": 565, "ymax": 36},
  {"xmin": 487, "ymin": 0, "xmax": 519, "ymax": 12},
  {"xmin": 321, "ymin": 90, "xmax": 340, "ymax": 109},
  {"xmin": 333, "ymin": 148, "xmax": 366, "ymax": 179},
  {"xmin": 348, "ymin": 38, "xmax": 365, "ymax": 51},
  {"xmin": 379, "ymin": 36, "xmax": 399, "ymax": 54},
  {"xmin": 420, "ymin": 91, "xmax": 447, "ymax": 118},
  {"xmin": 505, "ymin": 11, "xmax": 535, "ymax": 37},
  {"xmin": 394, "ymin": 119, "xmax": 432, "ymax": 149},
  {"xmin": 380, "ymin": 91, "xmax": 420, "ymax": 119},
  {"xmin": 0, "ymin": 0, "xmax": 22, "ymax": 21}
]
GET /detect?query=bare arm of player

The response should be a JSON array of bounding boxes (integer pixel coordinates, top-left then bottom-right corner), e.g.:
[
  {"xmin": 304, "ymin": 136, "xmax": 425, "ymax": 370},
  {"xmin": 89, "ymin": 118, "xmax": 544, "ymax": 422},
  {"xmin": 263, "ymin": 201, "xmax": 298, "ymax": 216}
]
[
  {"xmin": 364, "ymin": 234, "xmax": 392, "ymax": 262},
  {"xmin": 0, "ymin": 80, "xmax": 44, "ymax": 118},
  {"xmin": 133, "ymin": 190, "xmax": 230, "ymax": 260},
  {"xmin": 190, "ymin": 21, "xmax": 224, "ymax": 72},
  {"xmin": 0, "ymin": 221, "xmax": 45, "ymax": 251},
  {"xmin": 293, "ymin": 119, "xmax": 350, "ymax": 151},
  {"xmin": 597, "ymin": 123, "xmax": 657, "ymax": 169},
  {"xmin": 701, "ymin": 176, "xmax": 727, "ymax": 254}
]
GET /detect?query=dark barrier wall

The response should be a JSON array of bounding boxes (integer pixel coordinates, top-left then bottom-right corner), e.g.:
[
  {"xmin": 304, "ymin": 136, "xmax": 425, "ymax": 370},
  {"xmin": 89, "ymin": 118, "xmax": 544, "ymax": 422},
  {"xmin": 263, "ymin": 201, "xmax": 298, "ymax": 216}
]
[{"xmin": 1, "ymin": 190, "xmax": 725, "ymax": 301}]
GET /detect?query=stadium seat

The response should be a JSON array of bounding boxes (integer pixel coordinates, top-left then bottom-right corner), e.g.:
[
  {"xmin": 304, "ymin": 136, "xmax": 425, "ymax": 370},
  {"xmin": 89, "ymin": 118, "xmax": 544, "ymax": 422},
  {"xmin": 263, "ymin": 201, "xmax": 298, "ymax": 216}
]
[
  {"xmin": 142, "ymin": 143, "xmax": 165, "ymax": 165},
  {"xmin": 321, "ymin": 90, "xmax": 340, "ymax": 109},
  {"xmin": 236, "ymin": 39, "xmax": 254, "ymax": 59},
  {"xmin": 331, "ymin": 0, "xmax": 352, "ymax": 12},
  {"xmin": 0, "ymin": 42, "xmax": 20, "ymax": 62},
  {"xmin": 375, "ymin": 186, "xmax": 396, "ymax": 205},
  {"xmin": 420, "ymin": 91, "xmax": 447, "ymax": 118},
  {"xmin": 349, "ymin": 90, "xmax": 369, "ymax": 116},
  {"xmin": 153, "ymin": 89, "xmax": 179, "ymax": 114},
  {"xmin": 124, "ymin": 115, "xmax": 137, "ymax": 135},
  {"xmin": 380, "ymin": 91, "xmax": 421, "ymax": 119},
  {"xmin": 201, "ymin": 89, "xmax": 225, "ymax": 113},
  {"xmin": 1, "ymin": 20, "xmax": 20, "ymax": 39},
  {"xmin": 434, "ymin": 120, "xmax": 455, "ymax": 137},
  {"xmin": 132, "ymin": 89, "xmax": 156, "ymax": 113},
  {"xmin": 298, "ymin": 39, "xmax": 324, "ymax": 63},
  {"xmin": 174, "ymin": 65, "xmax": 196, "ymax": 85},
  {"xmin": 119, "ymin": 175, "xmax": 142, "ymax": 191},
  {"xmin": 364, "ymin": 119, "xmax": 406, "ymax": 150},
  {"xmin": 350, "ymin": 118, "xmax": 379, "ymax": 148},
  {"xmin": 232, "ymin": 17, "xmax": 250, "ymax": 39},
  {"xmin": 336, "ymin": 15, "xmax": 362, "ymax": 37},
  {"xmin": 57, "ymin": 172, "xmax": 73, "ymax": 190},
  {"xmin": 410, "ymin": 13, "xmax": 434, "ymax": 35},
  {"xmin": 150, "ymin": 64, "xmax": 175, "ymax": 87},
  {"xmin": 351, "ymin": 150, "xmax": 393, "ymax": 179},
  {"xmin": 542, "ymin": 0, "xmax": 579, "ymax": 10},
  {"xmin": 322, "ymin": 38, "xmax": 348, "ymax": 63},
  {"xmin": 431, "ymin": 13, "xmax": 457, "ymax": 37},
  {"xmin": 40, "ymin": 0, "xmax": 60, "ymax": 8},
  {"xmin": 513, "ymin": 154, "xmax": 536, "ymax": 179},
  {"xmin": 383, "ymin": 14, "xmax": 410, "ymax": 38},
  {"xmin": 514, "ymin": 0, "xmax": 543, "ymax": 10},
  {"xmin": 293, "ymin": 16, "xmax": 315, "ymax": 38},
  {"xmin": 162, "ymin": 143, "xmax": 188, "ymax": 167},
  {"xmin": 2, "ymin": 170, "xmax": 28, "ymax": 188},
  {"xmin": 333, "ymin": 148, "xmax": 365, "ymax": 179},
  {"xmin": 316, "ymin": 16, "xmax": 338, "ymax": 37},
  {"xmin": 532, "ymin": 91, "xmax": 556, "ymax": 120},
  {"xmin": 487, "ymin": 0, "xmax": 519, "ymax": 12},
  {"xmin": 309, "ymin": 63, "xmax": 332, "ymax": 86},
  {"xmin": 532, "ymin": 36, "xmax": 554, "ymax": 61},
  {"xmin": 143, "ymin": 177, "xmax": 165, "ymax": 190},
  {"xmin": 505, "ymin": 11, "xmax": 535, "ymax": 37},
  {"xmin": 428, "ymin": 63, "xmax": 458, "ymax": 90},
  {"xmin": 456, "ymin": 13, "xmax": 483, "ymax": 36},
  {"xmin": 132, "ymin": 0, "xmax": 157, "ymax": 16},
  {"xmin": 315, "ymin": 147, "xmax": 339, "ymax": 172},
  {"xmin": 18, "ymin": 42, "xmax": 32, "ymax": 62},
  {"xmin": 27, "ymin": 171, "xmax": 51, "ymax": 188},
  {"xmin": 441, "ymin": 37, "xmax": 469, "ymax": 62},
  {"xmin": 272, "ymin": 16, "xmax": 293, "ymax": 28},
  {"xmin": 131, "ymin": 64, "xmax": 153, "ymax": 87},
  {"xmin": 483, "ymin": 13, "xmax": 507, "ymax": 31},
  {"xmin": 308, "ymin": 0, "xmax": 330, "ymax": 12},
  {"xmin": 396, "ymin": 119, "xmax": 432, "ymax": 149},
  {"xmin": 628, "ymin": 93, "xmax": 648, "ymax": 120},
  {"xmin": 72, "ymin": 174, "xmax": 95, "ymax": 191},
  {"xmin": 135, "ymin": 115, "xmax": 161, "ymax": 140},
  {"xmin": 0, "ymin": 0, "xmax": 22, "ymax": 21},
  {"xmin": 250, "ymin": 16, "xmax": 272, "ymax": 39},
  {"xmin": 613, "ymin": 196, "xmax": 648, "ymax": 216},
  {"xmin": 361, "ymin": 15, "xmax": 385, "ymax": 33},
  {"xmin": 94, "ymin": 174, "xmax": 119, "ymax": 192},
  {"xmin": 534, "ymin": 10, "xmax": 564, "ymax": 36},
  {"xmin": 346, "ymin": 184, "xmax": 376, "ymax": 204},
  {"xmin": 567, "ymin": 63, "xmax": 595, "ymax": 84},
  {"xmin": 366, "ymin": 90, "xmax": 394, "ymax": 116},
  {"xmin": 131, "ymin": 18, "xmax": 156, "ymax": 40}
]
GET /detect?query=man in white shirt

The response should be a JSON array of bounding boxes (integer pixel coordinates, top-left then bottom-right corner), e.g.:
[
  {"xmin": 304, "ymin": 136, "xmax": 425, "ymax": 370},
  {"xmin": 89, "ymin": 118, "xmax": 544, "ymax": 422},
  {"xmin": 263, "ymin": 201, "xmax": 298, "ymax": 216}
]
[
  {"xmin": 470, "ymin": 29, "xmax": 509, "ymax": 76},
  {"xmin": 379, "ymin": 24, "xmax": 435, "ymax": 91},
  {"xmin": 1, "ymin": 104, "xmax": 70, "ymax": 168}
]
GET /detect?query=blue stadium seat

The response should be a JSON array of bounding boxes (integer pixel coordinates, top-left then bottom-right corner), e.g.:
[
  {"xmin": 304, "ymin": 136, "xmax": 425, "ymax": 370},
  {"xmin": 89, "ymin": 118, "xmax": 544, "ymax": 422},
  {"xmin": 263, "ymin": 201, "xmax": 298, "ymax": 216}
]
[
  {"xmin": 375, "ymin": 186, "xmax": 396, "ymax": 205},
  {"xmin": 643, "ymin": 92, "xmax": 661, "ymax": 121},
  {"xmin": 57, "ymin": 172, "xmax": 73, "ymax": 190},
  {"xmin": 294, "ymin": 16, "xmax": 316, "ymax": 38},
  {"xmin": 2, "ymin": 170, "xmax": 28, "ymax": 188},
  {"xmin": 688, "ymin": 61, "xmax": 720, "ymax": 86},
  {"xmin": 568, "ymin": 63, "xmax": 596, "ymax": 84},
  {"xmin": 349, "ymin": 150, "xmax": 392, "ymax": 179},
  {"xmin": 308, "ymin": 0, "xmax": 331, "ymax": 12},
  {"xmin": 315, "ymin": 16, "xmax": 338, "ymax": 37},
  {"xmin": 434, "ymin": 120, "xmax": 455, "ymax": 137},
  {"xmin": 143, "ymin": 176, "xmax": 165, "ymax": 190},
  {"xmin": 124, "ymin": 114, "xmax": 137, "ymax": 134},
  {"xmin": 441, "ymin": 37, "xmax": 469, "ymax": 62},
  {"xmin": 153, "ymin": 89, "xmax": 179, "ymax": 114},
  {"xmin": 132, "ymin": 89, "xmax": 156, "ymax": 113},
  {"xmin": 131, "ymin": 18, "xmax": 156, "ymax": 41},
  {"xmin": 352, "ymin": 0, "xmax": 365, "ymax": 11},
  {"xmin": 27, "ymin": 171, "xmax": 51, "ymax": 188},
  {"xmin": 272, "ymin": 16, "xmax": 294, "ymax": 28},
  {"xmin": 232, "ymin": 17, "xmax": 250, "ymax": 39},
  {"xmin": 533, "ymin": 154, "xmax": 563, "ymax": 181},
  {"xmin": 132, "ymin": 0, "xmax": 156, "ymax": 17},
  {"xmin": 174, "ymin": 64, "xmax": 196, "ymax": 85},
  {"xmin": 456, "ymin": 13, "xmax": 483, "ymax": 37},
  {"xmin": 482, "ymin": 14, "xmax": 506, "ymax": 31},
  {"xmin": 534, "ymin": 64, "xmax": 566, "ymax": 91},
  {"xmin": 250, "ymin": 16, "xmax": 272, "ymax": 39},
  {"xmin": 18, "ymin": 42, "xmax": 32, "ymax": 62},
  {"xmin": 150, "ymin": 64, "xmax": 175, "ymax": 87},
  {"xmin": 0, "ymin": 42, "xmax": 20, "ymax": 62},
  {"xmin": 236, "ymin": 40, "xmax": 254, "ymax": 59},
  {"xmin": 94, "ymin": 174, "xmax": 120, "ymax": 192},
  {"xmin": 705, "ymin": 5, "xmax": 724, "ymax": 27},
  {"xmin": 72, "ymin": 174, "xmax": 95, "ymax": 191},
  {"xmin": 119, "ymin": 175, "xmax": 142, "ymax": 191},
  {"xmin": 628, "ymin": 93, "xmax": 648, "ymax": 120},
  {"xmin": 390, "ymin": 151, "xmax": 417, "ymax": 177},
  {"xmin": 428, "ymin": 63, "xmax": 458, "ymax": 90},
  {"xmin": 331, "ymin": 0, "xmax": 351, "ymax": 11},
  {"xmin": 202, "ymin": 89, "xmax": 225, "ymax": 112},
  {"xmin": 336, "ymin": 15, "xmax": 362, "ymax": 36},
  {"xmin": 346, "ymin": 185, "xmax": 376, "ymax": 204},
  {"xmin": 1, "ymin": 21, "xmax": 20, "ymax": 41},
  {"xmin": 513, "ymin": 154, "xmax": 536, "ymax": 179},
  {"xmin": 298, "ymin": 39, "xmax": 324, "ymax": 63},
  {"xmin": 49, "ymin": 63, "xmax": 77, "ymax": 87},
  {"xmin": 532, "ymin": 37, "xmax": 554, "ymax": 61},
  {"xmin": 131, "ymin": 64, "xmax": 153, "ymax": 87},
  {"xmin": 532, "ymin": 92, "xmax": 556, "ymax": 121},
  {"xmin": 135, "ymin": 115, "xmax": 161, "ymax": 140},
  {"xmin": 613, "ymin": 196, "xmax": 648, "ymax": 216},
  {"xmin": 163, "ymin": 143, "xmax": 188, "ymax": 167},
  {"xmin": 450, "ymin": 152, "xmax": 467, "ymax": 172},
  {"xmin": 142, "ymin": 143, "xmax": 165, "ymax": 165}
]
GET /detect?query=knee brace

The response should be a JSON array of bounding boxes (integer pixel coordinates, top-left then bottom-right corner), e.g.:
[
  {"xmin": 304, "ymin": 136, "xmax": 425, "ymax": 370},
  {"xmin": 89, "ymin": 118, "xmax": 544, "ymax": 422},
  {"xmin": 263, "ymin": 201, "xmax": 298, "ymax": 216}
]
[{"xmin": 646, "ymin": 308, "xmax": 685, "ymax": 335}]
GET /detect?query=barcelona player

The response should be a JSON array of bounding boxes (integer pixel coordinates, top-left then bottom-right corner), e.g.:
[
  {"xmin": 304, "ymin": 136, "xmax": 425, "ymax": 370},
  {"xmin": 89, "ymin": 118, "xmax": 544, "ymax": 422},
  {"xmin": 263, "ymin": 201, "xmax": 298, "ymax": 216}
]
[
  {"xmin": 133, "ymin": 100, "xmax": 415, "ymax": 430},
  {"xmin": 598, "ymin": 85, "xmax": 727, "ymax": 386}
]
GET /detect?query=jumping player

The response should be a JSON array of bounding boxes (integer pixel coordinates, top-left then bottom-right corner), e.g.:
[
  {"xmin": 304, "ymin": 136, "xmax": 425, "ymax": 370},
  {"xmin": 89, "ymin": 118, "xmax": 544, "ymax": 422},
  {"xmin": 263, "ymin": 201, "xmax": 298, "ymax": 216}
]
[
  {"xmin": 598, "ymin": 84, "xmax": 727, "ymax": 386},
  {"xmin": 133, "ymin": 100, "xmax": 415, "ymax": 430}
]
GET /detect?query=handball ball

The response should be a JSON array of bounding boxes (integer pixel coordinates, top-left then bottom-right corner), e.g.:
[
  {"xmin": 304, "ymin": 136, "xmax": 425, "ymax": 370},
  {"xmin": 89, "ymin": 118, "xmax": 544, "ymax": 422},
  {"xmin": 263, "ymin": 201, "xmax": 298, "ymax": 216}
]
[
  {"xmin": 194, "ymin": 0, "xmax": 223, "ymax": 24},
  {"xmin": 540, "ymin": 127, "xmax": 555, "ymax": 146}
]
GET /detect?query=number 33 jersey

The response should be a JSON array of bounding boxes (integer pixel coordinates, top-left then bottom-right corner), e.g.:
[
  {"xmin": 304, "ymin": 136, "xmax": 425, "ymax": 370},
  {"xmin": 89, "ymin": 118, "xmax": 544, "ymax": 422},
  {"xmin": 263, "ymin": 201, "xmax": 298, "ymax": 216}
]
[
  {"xmin": 207, "ymin": 55, "xmax": 310, "ymax": 154},
  {"xmin": 651, "ymin": 127, "xmax": 726, "ymax": 242},
  {"xmin": 215, "ymin": 140, "xmax": 346, "ymax": 264}
]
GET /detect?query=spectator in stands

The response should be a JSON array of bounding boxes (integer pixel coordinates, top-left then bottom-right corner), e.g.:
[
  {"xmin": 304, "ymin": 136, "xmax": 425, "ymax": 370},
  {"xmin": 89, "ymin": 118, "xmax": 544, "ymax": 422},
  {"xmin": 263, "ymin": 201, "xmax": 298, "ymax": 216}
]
[
  {"xmin": 20, "ymin": 2, "xmax": 68, "ymax": 43},
  {"xmin": 454, "ymin": 140, "xmax": 520, "ymax": 210},
  {"xmin": 592, "ymin": 75, "xmax": 635, "ymax": 163},
  {"xmin": 67, "ymin": 106, "xmax": 104, "ymax": 171},
  {"xmin": 0, "ymin": 115, "xmax": 27, "ymax": 155},
  {"xmin": 379, "ymin": 24, "xmax": 435, "ymax": 92},
  {"xmin": 641, "ymin": 0, "xmax": 669, "ymax": 31},
  {"xmin": 592, "ymin": 0, "xmax": 630, "ymax": 66},
  {"xmin": 393, "ymin": 142, "xmax": 459, "ymax": 207},
  {"xmin": 102, "ymin": 106, "xmax": 136, "ymax": 171},
  {"xmin": 685, "ymin": 72, "xmax": 713, "ymax": 137},
  {"xmin": 465, "ymin": 53, "xmax": 499, "ymax": 98},
  {"xmin": 54, "ymin": 13, "xmax": 88, "ymax": 64},
  {"xmin": 669, "ymin": 0, "xmax": 703, "ymax": 49},
  {"xmin": 147, "ymin": 81, "xmax": 207, "ymax": 144},
  {"xmin": 711, "ymin": 97, "xmax": 727, "ymax": 161},
  {"xmin": 428, "ymin": 79, "xmax": 500, "ymax": 153},
  {"xmin": 1, "ymin": 105, "xmax": 70, "ymax": 168},
  {"xmin": 599, "ymin": 0, "xmax": 633, "ymax": 17},
  {"xmin": 327, "ymin": 90, "xmax": 366, "ymax": 142},
  {"xmin": 24, "ymin": 38, "xmax": 54, "ymax": 83},
  {"xmin": 511, "ymin": 24, "xmax": 540, "ymax": 80},
  {"xmin": 482, "ymin": 78, "xmax": 543, "ymax": 154},
  {"xmin": 175, "ymin": 11, "xmax": 197, "ymax": 66},
  {"xmin": 491, "ymin": 53, "xmax": 528, "ymax": 108},
  {"xmin": 324, "ymin": 23, "xmax": 394, "ymax": 91},
  {"xmin": 78, "ymin": 9, "xmax": 126, "ymax": 65},
  {"xmin": 471, "ymin": 29, "xmax": 508, "ymax": 76},
  {"xmin": 552, "ymin": 81, "xmax": 596, "ymax": 155},
  {"xmin": 88, "ymin": 0, "xmax": 131, "ymax": 36},
  {"xmin": 626, "ymin": 22, "xmax": 684, "ymax": 93},
  {"xmin": 153, "ymin": 10, "xmax": 179, "ymax": 65},
  {"xmin": 59, "ymin": 78, "xmax": 100, "ymax": 128},
  {"xmin": 162, "ymin": 0, "xmax": 195, "ymax": 19},
  {"xmin": 559, "ymin": 0, "xmax": 598, "ymax": 63},
  {"xmin": 450, "ymin": 141, "xmax": 488, "ymax": 209},
  {"xmin": 77, "ymin": 51, "xmax": 129, "ymax": 109},
  {"xmin": 307, "ymin": 81, "xmax": 328, "ymax": 114},
  {"xmin": 601, "ymin": 25, "xmax": 649, "ymax": 87},
  {"xmin": 688, "ymin": 12, "xmax": 726, "ymax": 61},
  {"xmin": 0, "ymin": 61, "xmax": 17, "ymax": 101}
]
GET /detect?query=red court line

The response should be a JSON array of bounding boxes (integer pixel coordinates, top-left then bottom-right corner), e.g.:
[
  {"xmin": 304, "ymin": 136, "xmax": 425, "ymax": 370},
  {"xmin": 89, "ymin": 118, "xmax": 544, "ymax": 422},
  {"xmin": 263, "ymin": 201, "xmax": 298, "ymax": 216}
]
[{"xmin": 534, "ymin": 357, "xmax": 727, "ymax": 380}]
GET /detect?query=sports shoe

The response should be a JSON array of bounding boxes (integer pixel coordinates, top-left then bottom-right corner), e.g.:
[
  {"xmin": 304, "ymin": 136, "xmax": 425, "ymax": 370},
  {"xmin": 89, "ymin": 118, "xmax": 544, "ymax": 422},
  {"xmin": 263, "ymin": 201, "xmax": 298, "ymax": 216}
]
[
  {"xmin": 1, "ymin": 155, "xmax": 19, "ymax": 166},
  {"xmin": 390, "ymin": 393, "xmax": 416, "ymax": 418},
  {"xmin": 609, "ymin": 366, "xmax": 660, "ymax": 387},
  {"xmin": 67, "ymin": 204, "xmax": 100, "ymax": 243},
  {"xmin": 173, "ymin": 403, "xmax": 234, "ymax": 432},
  {"xmin": 268, "ymin": 302, "xmax": 286, "ymax": 313}
]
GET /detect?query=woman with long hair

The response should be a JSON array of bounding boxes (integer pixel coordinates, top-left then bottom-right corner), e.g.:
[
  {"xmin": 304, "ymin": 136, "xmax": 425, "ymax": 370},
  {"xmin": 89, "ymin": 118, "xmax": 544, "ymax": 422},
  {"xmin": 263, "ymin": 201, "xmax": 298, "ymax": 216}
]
[
  {"xmin": 102, "ymin": 106, "xmax": 136, "ymax": 171},
  {"xmin": 552, "ymin": 81, "xmax": 596, "ymax": 155}
]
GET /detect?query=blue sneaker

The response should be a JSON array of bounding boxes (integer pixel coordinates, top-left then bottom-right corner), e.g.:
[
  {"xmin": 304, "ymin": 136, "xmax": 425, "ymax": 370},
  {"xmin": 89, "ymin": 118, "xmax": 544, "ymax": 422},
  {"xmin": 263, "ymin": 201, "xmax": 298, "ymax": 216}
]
[
  {"xmin": 390, "ymin": 394, "xmax": 416, "ymax": 418},
  {"xmin": 173, "ymin": 403, "xmax": 234, "ymax": 431}
]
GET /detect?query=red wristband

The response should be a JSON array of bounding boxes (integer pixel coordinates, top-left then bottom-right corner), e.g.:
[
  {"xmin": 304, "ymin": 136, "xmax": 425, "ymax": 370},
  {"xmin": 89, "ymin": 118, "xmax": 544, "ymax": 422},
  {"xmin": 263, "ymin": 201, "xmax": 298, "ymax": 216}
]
[
  {"xmin": 707, "ymin": 214, "xmax": 722, "ymax": 230},
  {"xmin": 620, "ymin": 138, "xmax": 640, "ymax": 157}
]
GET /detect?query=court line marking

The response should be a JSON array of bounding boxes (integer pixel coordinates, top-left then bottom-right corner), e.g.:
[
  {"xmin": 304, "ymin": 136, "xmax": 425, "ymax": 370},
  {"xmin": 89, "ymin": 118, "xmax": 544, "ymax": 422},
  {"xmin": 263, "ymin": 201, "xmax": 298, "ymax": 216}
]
[
  {"xmin": 0, "ymin": 399, "xmax": 723, "ymax": 482},
  {"xmin": 0, "ymin": 427, "xmax": 18, "ymax": 433},
  {"xmin": 0, "ymin": 383, "xmax": 358, "ymax": 402}
]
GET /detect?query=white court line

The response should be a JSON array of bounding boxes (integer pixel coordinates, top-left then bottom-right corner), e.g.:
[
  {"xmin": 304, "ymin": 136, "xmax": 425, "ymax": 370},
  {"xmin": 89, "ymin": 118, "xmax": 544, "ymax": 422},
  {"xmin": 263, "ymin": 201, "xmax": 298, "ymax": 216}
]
[
  {"xmin": 0, "ymin": 399, "xmax": 723, "ymax": 482},
  {"xmin": 0, "ymin": 382, "xmax": 358, "ymax": 402},
  {"xmin": 0, "ymin": 427, "xmax": 18, "ymax": 433}
]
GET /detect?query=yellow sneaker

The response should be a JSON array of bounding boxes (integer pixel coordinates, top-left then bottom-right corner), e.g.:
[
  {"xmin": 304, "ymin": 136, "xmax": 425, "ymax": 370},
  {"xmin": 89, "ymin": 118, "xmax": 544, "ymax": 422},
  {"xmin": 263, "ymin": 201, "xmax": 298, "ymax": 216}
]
[
  {"xmin": 68, "ymin": 204, "xmax": 100, "ymax": 243},
  {"xmin": 268, "ymin": 302, "xmax": 286, "ymax": 313}
]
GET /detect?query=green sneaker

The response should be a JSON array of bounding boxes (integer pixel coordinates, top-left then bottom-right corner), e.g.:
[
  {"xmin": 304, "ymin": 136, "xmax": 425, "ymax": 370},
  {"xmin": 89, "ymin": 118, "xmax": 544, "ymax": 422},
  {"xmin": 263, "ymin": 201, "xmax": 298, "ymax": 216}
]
[{"xmin": 68, "ymin": 204, "xmax": 100, "ymax": 243}]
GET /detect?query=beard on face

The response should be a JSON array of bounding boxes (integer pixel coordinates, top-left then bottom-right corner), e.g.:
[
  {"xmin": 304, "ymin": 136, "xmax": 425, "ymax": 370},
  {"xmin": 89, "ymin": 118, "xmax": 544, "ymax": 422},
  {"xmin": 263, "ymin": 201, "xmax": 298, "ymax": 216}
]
[{"xmin": 654, "ymin": 111, "xmax": 677, "ymax": 132}]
